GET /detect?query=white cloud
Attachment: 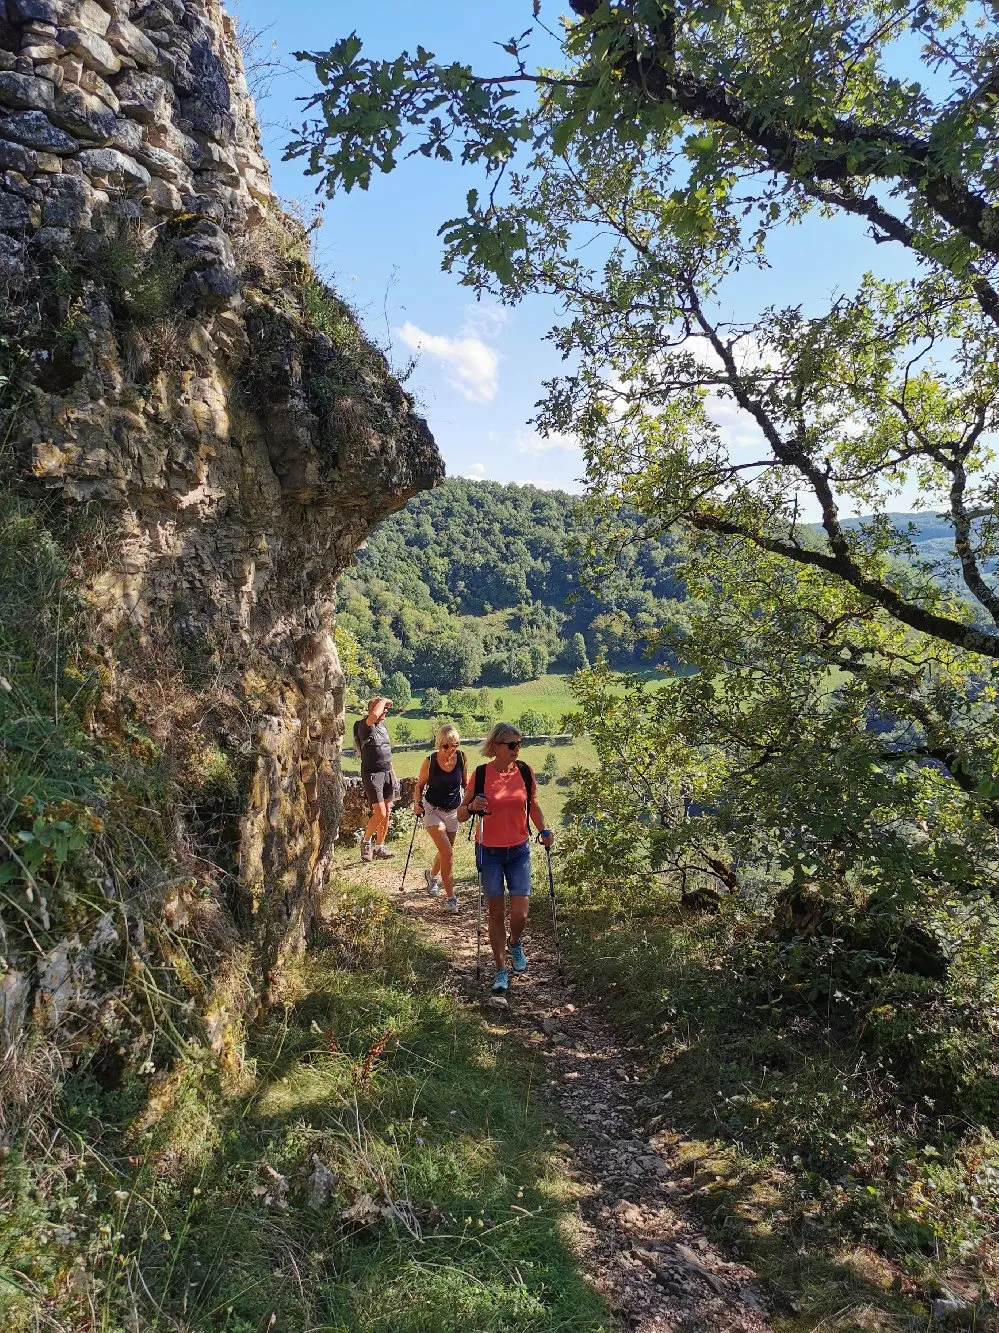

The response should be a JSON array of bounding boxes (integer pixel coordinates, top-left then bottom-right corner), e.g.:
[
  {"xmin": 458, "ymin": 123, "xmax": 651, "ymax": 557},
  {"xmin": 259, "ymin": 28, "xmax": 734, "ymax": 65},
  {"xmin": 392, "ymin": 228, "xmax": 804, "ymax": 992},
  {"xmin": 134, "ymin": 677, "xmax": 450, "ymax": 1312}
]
[
  {"xmin": 396, "ymin": 321, "xmax": 499, "ymax": 403},
  {"xmin": 515, "ymin": 428, "xmax": 582, "ymax": 456},
  {"xmin": 463, "ymin": 463, "xmax": 487, "ymax": 478},
  {"xmin": 705, "ymin": 393, "xmax": 767, "ymax": 456},
  {"xmin": 462, "ymin": 301, "xmax": 509, "ymax": 338}
]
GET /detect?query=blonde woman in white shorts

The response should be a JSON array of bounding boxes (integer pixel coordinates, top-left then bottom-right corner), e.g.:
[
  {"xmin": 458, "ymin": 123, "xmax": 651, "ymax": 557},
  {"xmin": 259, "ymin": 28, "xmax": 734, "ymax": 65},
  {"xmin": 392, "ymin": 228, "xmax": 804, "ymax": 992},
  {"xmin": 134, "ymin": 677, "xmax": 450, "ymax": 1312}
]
[{"xmin": 413, "ymin": 725, "xmax": 465, "ymax": 914}]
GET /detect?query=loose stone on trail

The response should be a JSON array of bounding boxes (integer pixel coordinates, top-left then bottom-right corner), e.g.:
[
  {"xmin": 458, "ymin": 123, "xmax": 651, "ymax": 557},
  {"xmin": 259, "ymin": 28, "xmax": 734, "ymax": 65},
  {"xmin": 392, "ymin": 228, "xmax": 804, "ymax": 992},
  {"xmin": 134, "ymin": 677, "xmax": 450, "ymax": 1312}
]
[{"xmin": 359, "ymin": 853, "xmax": 774, "ymax": 1333}]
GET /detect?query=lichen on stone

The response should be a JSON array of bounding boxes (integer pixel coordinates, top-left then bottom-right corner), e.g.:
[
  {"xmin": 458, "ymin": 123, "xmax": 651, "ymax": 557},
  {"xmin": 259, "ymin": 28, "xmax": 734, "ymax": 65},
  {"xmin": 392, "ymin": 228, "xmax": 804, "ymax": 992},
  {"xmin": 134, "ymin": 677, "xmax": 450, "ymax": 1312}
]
[{"xmin": 0, "ymin": 0, "xmax": 444, "ymax": 1115}]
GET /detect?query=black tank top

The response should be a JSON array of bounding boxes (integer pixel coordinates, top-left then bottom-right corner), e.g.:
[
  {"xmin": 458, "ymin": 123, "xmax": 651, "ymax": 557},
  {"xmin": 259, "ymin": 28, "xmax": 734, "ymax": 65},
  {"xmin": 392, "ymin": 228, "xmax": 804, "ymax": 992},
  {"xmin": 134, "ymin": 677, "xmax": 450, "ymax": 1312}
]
[{"xmin": 425, "ymin": 752, "xmax": 464, "ymax": 810}]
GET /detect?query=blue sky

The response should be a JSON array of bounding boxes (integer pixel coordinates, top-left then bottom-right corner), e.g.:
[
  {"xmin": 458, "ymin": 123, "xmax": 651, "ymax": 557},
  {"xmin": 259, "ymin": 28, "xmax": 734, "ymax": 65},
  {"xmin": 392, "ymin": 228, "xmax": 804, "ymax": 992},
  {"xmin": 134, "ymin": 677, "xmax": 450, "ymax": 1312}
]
[{"xmin": 234, "ymin": 1, "xmax": 918, "ymax": 496}]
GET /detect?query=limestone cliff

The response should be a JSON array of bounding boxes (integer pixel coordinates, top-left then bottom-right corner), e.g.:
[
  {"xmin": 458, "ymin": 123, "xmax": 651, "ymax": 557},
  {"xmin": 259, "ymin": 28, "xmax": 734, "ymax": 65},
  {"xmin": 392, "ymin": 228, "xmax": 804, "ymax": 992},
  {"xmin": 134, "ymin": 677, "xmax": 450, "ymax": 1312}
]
[{"xmin": 0, "ymin": 0, "xmax": 442, "ymax": 1115}]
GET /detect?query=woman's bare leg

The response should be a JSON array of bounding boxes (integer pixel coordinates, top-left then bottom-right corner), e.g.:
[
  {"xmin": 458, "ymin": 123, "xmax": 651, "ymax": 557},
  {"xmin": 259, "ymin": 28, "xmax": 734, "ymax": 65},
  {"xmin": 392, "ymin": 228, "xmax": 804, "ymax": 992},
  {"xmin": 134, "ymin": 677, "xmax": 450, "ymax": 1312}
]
[
  {"xmin": 487, "ymin": 895, "xmax": 507, "ymax": 967},
  {"xmin": 364, "ymin": 799, "xmax": 389, "ymax": 844},
  {"xmin": 426, "ymin": 825, "xmax": 454, "ymax": 895},
  {"xmin": 508, "ymin": 896, "xmax": 529, "ymax": 945}
]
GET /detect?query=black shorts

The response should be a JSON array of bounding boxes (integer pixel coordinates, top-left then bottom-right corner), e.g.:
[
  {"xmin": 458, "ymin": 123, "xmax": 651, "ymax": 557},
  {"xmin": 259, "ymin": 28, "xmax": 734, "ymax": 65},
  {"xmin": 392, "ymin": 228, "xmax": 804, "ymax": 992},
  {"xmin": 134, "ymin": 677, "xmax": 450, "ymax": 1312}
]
[{"xmin": 362, "ymin": 770, "xmax": 394, "ymax": 806}]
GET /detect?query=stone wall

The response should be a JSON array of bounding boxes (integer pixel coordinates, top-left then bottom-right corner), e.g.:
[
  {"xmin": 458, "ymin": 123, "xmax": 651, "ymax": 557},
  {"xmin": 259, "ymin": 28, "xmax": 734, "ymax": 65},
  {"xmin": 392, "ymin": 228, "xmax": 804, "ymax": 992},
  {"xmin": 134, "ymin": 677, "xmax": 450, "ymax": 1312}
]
[
  {"xmin": 0, "ymin": 0, "xmax": 443, "ymax": 1081},
  {"xmin": 0, "ymin": 0, "xmax": 271, "ymax": 273}
]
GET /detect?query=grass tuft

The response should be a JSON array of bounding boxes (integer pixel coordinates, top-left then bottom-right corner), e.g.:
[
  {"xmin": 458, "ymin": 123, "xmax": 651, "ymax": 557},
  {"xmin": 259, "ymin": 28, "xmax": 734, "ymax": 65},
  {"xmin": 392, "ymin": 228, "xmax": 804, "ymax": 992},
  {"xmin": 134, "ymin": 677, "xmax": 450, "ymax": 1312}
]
[
  {"xmin": 1, "ymin": 881, "xmax": 607, "ymax": 1332},
  {"xmin": 558, "ymin": 906, "xmax": 999, "ymax": 1331}
]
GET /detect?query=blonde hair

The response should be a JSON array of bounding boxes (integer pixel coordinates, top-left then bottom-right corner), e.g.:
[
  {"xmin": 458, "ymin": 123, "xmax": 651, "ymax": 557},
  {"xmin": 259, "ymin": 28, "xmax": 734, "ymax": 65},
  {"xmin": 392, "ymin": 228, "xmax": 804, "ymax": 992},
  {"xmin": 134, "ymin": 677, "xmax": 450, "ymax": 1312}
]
[
  {"xmin": 481, "ymin": 721, "xmax": 521, "ymax": 758},
  {"xmin": 435, "ymin": 724, "xmax": 460, "ymax": 750}
]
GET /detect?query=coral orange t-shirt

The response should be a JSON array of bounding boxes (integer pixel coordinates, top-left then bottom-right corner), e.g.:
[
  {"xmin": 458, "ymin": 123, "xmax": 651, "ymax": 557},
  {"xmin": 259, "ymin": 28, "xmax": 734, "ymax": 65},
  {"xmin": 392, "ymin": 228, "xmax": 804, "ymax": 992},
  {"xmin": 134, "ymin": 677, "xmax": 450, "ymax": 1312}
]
[{"xmin": 465, "ymin": 763, "xmax": 533, "ymax": 847}]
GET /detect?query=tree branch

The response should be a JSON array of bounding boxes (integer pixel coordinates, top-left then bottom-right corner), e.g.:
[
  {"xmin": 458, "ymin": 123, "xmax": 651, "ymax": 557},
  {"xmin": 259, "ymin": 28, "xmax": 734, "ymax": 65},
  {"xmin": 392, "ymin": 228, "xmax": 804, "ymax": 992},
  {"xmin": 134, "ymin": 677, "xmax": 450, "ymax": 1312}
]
[
  {"xmin": 614, "ymin": 55, "xmax": 999, "ymax": 256},
  {"xmin": 798, "ymin": 180, "xmax": 999, "ymax": 329},
  {"xmin": 684, "ymin": 506, "xmax": 999, "ymax": 659}
]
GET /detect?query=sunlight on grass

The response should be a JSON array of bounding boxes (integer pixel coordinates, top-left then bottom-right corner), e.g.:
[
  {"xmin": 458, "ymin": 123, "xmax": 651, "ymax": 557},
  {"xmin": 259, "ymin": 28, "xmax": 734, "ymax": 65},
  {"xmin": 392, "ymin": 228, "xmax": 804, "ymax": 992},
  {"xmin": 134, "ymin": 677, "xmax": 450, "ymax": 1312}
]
[
  {"xmin": 558, "ymin": 907, "xmax": 999, "ymax": 1332},
  {"xmin": 1, "ymin": 881, "xmax": 608, "ymax": 1332}
]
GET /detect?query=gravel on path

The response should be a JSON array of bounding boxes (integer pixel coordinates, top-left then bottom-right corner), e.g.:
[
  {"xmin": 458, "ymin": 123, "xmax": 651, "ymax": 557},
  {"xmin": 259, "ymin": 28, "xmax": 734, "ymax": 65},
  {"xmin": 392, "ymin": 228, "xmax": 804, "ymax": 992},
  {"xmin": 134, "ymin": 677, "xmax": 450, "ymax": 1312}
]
[{"xmin": 345, "ymin": 854, "xmax": 774, "ymax": 1333}]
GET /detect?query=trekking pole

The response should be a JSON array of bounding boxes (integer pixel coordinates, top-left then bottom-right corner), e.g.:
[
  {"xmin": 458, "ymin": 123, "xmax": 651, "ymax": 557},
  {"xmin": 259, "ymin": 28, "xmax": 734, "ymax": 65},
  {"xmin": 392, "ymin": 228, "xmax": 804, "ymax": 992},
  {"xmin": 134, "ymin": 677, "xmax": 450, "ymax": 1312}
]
[
  {"xmin": 539, "ymin": 835, "xmax": 563, "ymax": 975},
  {"xmin": 398, "ymin": 809, "xmax": 419, "ymax": 893},
  {"xmin": 474, "ymin": 807, "xmax": 486, "ymax": 981}
]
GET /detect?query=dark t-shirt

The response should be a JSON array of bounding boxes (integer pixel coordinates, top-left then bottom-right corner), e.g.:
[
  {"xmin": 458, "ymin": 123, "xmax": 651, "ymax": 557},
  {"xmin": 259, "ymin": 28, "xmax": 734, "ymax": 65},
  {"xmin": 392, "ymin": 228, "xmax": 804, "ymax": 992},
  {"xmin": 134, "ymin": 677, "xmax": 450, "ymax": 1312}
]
[{"xmin": 353, "ymin": 718, "xmax": 392, "ymax": 773}]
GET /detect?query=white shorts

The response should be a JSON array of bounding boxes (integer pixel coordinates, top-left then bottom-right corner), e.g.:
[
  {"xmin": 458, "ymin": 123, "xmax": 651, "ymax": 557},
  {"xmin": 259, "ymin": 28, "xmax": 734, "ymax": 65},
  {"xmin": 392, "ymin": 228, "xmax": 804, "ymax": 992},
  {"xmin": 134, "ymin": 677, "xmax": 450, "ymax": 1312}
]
[{"xmin": 423, "ymin": 803, "xmax": 459, "ymax": 835}]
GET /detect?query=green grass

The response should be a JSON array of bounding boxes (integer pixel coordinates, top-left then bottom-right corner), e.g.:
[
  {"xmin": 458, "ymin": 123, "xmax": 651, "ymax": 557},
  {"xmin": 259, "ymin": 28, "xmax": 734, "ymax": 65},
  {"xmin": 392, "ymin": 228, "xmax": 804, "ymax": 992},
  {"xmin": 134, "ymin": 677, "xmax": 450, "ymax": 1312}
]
[
  {"xmin": 1, "ymin": 881, "xmax": 607, "ymax": 1332},
  {"xmin": 378, "ymin": 673, "xmax": 586, "ymax": 747},
  {"xmin": 377, "ymin": 671, "xmax": 670, "ymax": 747},
  {"xmin": 351, "ymin": 671, "xmax": 674, "ymax": 826},
  {"xmin": 554, "ymin": 907, "xmax": 999, "ymax": 1332}
]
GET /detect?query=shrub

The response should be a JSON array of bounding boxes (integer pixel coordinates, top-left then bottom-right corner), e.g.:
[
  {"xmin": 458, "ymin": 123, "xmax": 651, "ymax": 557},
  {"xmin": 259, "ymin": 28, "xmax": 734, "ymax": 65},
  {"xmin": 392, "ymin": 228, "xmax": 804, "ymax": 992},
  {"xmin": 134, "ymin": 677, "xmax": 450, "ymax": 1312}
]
[
  {"xmin": 565, "ymin": 632, "xmax": 589, "ymax": 671},
  {"xmin": 386, "ymin": 670, "xmax": 412, "ymax": 710},
  {"xmin": 517, "ymin": 710, "xmax": 556, "ymax": 736}
]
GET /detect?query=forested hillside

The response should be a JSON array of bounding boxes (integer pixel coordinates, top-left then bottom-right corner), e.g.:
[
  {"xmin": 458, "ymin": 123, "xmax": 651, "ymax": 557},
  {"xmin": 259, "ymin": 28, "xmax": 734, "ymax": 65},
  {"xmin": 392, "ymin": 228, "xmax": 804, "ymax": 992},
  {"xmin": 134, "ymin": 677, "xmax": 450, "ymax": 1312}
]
[
  {"xmin": 337, "ymin": 478, "xmax": 684, "ymax": 688},
  {"xmin": 339, "ymin": 480, "xmax": 983, "ymax": 693}
]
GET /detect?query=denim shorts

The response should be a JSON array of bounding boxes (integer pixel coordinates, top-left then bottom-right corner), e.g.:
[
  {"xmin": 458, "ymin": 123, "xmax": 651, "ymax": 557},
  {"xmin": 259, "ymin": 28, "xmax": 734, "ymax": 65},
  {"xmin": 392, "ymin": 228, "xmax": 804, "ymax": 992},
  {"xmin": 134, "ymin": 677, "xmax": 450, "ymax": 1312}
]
[{"xmin": 477, "ymin": 840, "xmax": 531, "ymax": 898}]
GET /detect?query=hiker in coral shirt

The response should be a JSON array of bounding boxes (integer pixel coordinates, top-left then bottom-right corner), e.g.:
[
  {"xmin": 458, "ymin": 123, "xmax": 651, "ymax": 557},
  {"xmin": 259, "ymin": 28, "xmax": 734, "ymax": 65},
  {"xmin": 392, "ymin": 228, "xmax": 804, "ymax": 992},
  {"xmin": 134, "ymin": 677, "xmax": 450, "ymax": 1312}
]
[{"xmin": 457, "ymin": 722, "xmax": 554, "ymax": 998}]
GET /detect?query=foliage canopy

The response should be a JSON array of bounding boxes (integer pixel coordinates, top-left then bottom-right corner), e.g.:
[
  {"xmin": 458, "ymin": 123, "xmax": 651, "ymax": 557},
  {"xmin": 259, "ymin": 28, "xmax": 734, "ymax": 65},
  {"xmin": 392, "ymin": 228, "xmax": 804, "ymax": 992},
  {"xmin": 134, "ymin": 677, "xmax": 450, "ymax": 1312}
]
[{"xmin": 294, "ymin": 0, "xmax": 999, "ymax": 891}]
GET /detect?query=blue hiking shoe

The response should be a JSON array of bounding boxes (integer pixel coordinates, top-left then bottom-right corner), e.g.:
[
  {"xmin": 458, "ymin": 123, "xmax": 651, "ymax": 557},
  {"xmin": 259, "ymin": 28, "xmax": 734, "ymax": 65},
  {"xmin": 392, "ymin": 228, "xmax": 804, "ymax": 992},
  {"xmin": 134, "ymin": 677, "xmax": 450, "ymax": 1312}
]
[
  {"xmin": 491, "ymin": 967, "xmax": 510, "ymax": 995},
  {"xmin": 508, "ymin": 940, "xmax": 527, "ymax": 973}
]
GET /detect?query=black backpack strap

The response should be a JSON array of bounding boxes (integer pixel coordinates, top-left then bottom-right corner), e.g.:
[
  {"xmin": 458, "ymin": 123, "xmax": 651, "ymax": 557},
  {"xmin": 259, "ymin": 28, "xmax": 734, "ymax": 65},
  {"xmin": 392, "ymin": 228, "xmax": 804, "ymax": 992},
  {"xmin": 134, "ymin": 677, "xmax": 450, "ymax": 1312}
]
[
  {"xmin": 457, "ymin": 749, "xmax": 466, "ymax": 779},
  {"xmin": 517, "ymin": 759, "xmax": 534, "ymax": 819},
  {"xmin": 470, "ymin": 763, "xmax": 488, "ymax": 848}
]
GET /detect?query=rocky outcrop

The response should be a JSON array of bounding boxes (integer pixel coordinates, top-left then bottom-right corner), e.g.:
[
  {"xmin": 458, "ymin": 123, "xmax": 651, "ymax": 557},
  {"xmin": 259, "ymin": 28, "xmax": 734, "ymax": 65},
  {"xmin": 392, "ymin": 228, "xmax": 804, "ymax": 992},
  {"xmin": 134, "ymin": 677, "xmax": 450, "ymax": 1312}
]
[{"xmin": 0, "ymin": 0, "xmax": 443, "ymax": 1096}]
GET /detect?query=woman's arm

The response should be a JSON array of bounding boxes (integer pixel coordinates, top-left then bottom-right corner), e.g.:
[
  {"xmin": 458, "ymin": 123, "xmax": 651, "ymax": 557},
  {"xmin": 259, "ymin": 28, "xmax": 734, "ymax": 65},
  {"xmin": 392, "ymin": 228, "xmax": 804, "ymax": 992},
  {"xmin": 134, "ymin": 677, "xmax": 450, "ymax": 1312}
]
[
  {"xmin": 529, "ymin": 795, "xmax": 554, "ymax": 846},
  {"xmin": 457, "ymin": 773, "xmax": 485, "ymax": 824},
  {"xmin": 414, "ymin": 758, "xmax": 430, "ymax": 809}
]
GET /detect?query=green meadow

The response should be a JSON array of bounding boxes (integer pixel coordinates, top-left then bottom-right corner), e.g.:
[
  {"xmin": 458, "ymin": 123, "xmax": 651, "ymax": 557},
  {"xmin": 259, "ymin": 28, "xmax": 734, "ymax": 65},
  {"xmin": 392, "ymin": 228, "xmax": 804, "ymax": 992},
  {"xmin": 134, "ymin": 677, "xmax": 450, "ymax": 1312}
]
[{"xmin": 344, "ymin": 672, "xmax": 672, "ymax": 825}]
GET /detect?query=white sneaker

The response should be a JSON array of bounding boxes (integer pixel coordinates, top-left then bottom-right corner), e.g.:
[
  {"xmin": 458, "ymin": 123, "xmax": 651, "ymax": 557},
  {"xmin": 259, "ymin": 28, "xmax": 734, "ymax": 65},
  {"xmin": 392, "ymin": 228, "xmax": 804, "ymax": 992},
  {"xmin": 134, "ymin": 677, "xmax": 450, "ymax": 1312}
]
[
  {"xmin": 443, "ymin": 895, "xmax": 460, "ymax": 914},
  {"xmin": 424, "ymin": 868, "xmax": 442, "ymax": 896}
]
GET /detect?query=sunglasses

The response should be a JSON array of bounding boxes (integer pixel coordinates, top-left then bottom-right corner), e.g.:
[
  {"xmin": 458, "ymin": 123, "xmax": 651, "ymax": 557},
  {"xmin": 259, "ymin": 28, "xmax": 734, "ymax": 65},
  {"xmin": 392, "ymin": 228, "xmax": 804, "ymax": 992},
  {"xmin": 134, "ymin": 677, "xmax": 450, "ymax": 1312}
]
[
  {"xmin": 501, "ymin": 740, "xmax": 522, "ymax": 750},
  {"xmin": 441, "ymin": 741, "xmax": 458, "ymax": 750}
]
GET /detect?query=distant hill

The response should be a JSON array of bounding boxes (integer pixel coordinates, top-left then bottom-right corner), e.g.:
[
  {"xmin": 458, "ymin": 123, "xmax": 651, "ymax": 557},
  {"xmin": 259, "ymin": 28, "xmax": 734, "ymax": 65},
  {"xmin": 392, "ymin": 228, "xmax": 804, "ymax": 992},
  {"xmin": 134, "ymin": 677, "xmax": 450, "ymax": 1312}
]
[
  {"xmin": 339, "ymin": 492, "xmax": 996, "ymax": 693},
  {"xmin": 841, "ymin": 511, "xmax": 997, "ymax": 585},
  {"xmin": 337, "ymin": 479, "xmax": 684, "ymax": 689}
]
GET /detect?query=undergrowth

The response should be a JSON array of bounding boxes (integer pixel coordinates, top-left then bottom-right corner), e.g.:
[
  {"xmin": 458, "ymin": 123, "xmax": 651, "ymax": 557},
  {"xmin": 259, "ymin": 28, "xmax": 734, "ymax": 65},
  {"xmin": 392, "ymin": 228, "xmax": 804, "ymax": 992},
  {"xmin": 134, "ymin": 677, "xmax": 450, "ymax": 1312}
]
[
  {"xmin": 558, "ymin": 897, "xmax": 999, "ymax": 1331},
  {"xmin": 0, "ymin": 469, "xmax": 267, "ymax": 1137},
  {"xmin": 1, "ymin": 882, "xmax": 606, "ymax": 1331}
]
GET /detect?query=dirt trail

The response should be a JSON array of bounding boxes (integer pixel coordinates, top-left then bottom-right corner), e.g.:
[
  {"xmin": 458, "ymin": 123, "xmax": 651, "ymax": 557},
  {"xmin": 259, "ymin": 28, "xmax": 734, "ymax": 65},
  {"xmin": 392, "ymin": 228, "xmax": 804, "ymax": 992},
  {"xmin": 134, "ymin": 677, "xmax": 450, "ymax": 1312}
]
[{"xmin": 346, "ymin": 850, "xmax": 774, "ymax": 1333}]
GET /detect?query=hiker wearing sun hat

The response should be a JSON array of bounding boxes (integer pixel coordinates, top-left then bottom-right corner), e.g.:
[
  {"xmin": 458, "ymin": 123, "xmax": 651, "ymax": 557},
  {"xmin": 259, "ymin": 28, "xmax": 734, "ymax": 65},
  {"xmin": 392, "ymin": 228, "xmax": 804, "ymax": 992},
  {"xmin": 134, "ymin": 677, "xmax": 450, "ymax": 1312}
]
[{"xmin": 457, "ymin": 722, "xmax": 554, "ymax": 998}]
